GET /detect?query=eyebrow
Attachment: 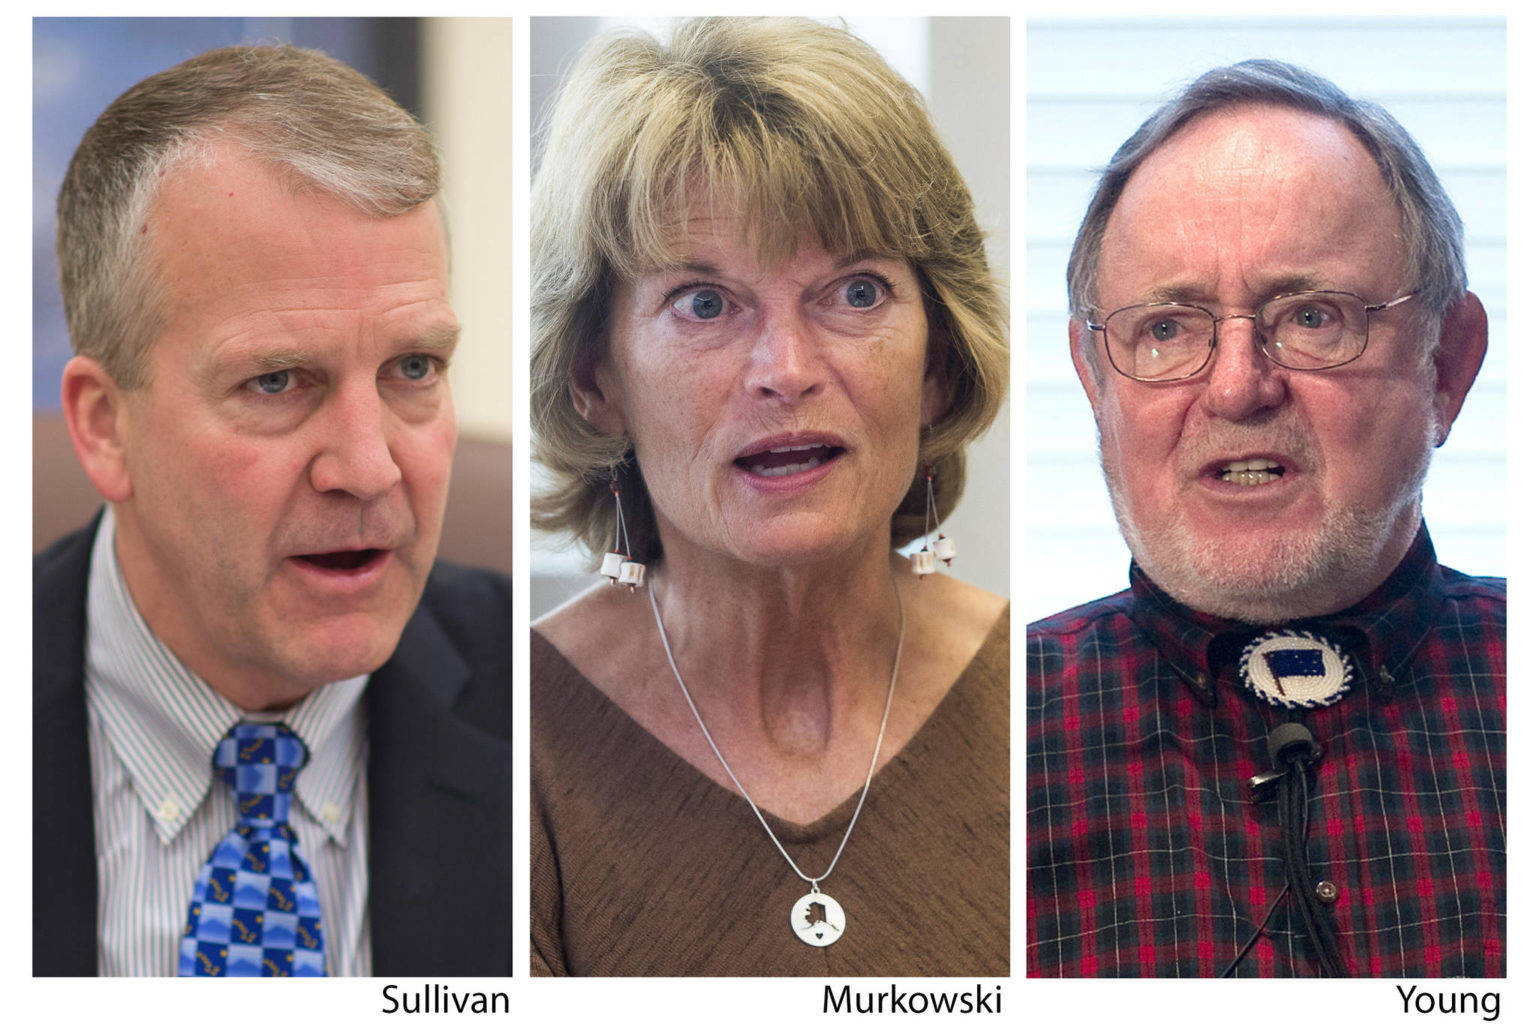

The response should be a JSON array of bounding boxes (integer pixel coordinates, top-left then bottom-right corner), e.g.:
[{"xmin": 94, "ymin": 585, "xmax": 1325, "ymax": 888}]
[
  {"xmin": 202, "ymin": 320, "xmax": 462, "ymax": 384},
  {"xmin": 836, "ymin": 250, "xmax": 888, "ymax": 268},
  {"xmin": 644, "ymin": 248, "xmax": 896, "ymax": 276},
  {"xmin": 239, "ymin": 323, "xmax": 460, "ymax": 370},
  {"xmin": 248, "ymin": 349, "xmax": 311, "ymax": 371},
  {"xmin": 664, "ymin": 261, "xmax": 722, "ymax": 278},
  {"xmin": 1142, "ymin": 275, "xmax": 1326, "ymax": 306},
  {"xmin": 408, "ymin": 322, "xmax": 462, "ymax": 353}
]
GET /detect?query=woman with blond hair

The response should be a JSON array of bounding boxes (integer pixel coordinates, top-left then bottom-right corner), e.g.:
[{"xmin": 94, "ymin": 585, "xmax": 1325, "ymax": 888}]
[{"xmin": 531, "ymin": 17, "xmax": 1008, "ymax": 975}]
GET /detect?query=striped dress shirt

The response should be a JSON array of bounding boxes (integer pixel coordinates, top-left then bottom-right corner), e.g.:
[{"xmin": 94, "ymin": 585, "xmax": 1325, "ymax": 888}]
[{"xmin": 83, "ymin": 508, "xmax": 373, "ymax": 976}]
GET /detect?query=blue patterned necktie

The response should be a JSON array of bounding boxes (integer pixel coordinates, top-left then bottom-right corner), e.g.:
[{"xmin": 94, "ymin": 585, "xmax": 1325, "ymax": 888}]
[{"xmin": 179, "ymin": 722, "xmax": 326, "ymax": 976}]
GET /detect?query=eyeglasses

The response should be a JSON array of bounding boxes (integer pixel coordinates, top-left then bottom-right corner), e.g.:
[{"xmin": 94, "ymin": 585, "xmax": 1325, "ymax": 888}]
[{"xmin": 1086, "ymin": 290, "xmax": 1417, "ymax": 382}]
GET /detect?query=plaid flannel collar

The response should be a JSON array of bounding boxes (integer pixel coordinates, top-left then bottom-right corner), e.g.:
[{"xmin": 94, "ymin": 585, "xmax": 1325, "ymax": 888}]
[{"xmin": 1126, "ymin": 523, "xmax": 1444, "ymax": 706}]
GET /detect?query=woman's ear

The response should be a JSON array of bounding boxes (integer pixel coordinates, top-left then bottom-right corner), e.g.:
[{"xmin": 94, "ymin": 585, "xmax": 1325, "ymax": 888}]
[
  {"xmin": 921, "ymin": 319, "xmax": 950, "ymax": 427},
  {"xmin": 569, "ymin": 355, "xmax": 627, "ymax": 437}
]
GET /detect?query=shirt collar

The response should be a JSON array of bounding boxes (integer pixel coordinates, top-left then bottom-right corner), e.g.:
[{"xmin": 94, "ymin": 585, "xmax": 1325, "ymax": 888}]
[
  {"xmin": 84, "ymin": 507, "xmax": 368, "ymax": 845},
  {"xmin": 1127, "ymin": 522, "xmax": 1444, "ymax": 706}
]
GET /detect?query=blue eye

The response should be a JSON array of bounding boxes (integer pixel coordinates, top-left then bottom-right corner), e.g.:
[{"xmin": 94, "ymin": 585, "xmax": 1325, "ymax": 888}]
[
  {"xmin": 398, "ymin": 354, "xmax": 435, "ymax": 380},
  {"xmin": 668, "ymin": 286, "xmax": 732, "ymax": 322},
  {"xmin": 250, "ymin": 371, "xmax": 292, "ymax": 395},
  {"xmin": 1291, "ymin": 304, "xmax": 1334, "ymax": 329},
  {"xmin": 689, "ymin": 289, "xmax": 724, "ymax": 319},
  {"xmin": 845, "ymin": 278, "xmax": 882, "ymax": 308}
]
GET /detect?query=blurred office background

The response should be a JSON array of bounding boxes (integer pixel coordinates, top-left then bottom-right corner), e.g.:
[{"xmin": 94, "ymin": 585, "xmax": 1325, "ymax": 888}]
[
  {"xmin": 529, "ymin": 17, "xmax": 1010, "ymax": 618},
  {"xmin": 33, "ymin": 18, "xmax": 514, "ymax": 571},
  {"xmin": 1025, "ymin": 18, "xmax": 1505, "ymax": 621}
]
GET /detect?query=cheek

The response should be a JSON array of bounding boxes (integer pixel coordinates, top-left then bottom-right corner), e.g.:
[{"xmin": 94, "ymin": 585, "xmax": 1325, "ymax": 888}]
[
  {"xmin": 398, "ymin": 415, "xmax": 458, "ymax": 509},
  {"xmin": 625, "ymin": 352, "xmax": 726, "ymax": 454},
  {"xmin": 1094, "ymin": 389, "xmax": 1194, "ymax": 511},
  {"xmin": 1100, "ymin": 388, "xmax": 1182, "ymax": 461},
  {"xmin": 183, "ymin": 438, "xmax": 303, "ymax": 544},
  {"xmin": 132, "ymin": 405, "xmax": 269, "ymax": 509},
  {"xmin": 840, "ymin": 334, "xmax": 926, "ymax": 417},
  {"xmin": 1316, "ymin": 382, "xmax": 1433, "ymax": 488}
]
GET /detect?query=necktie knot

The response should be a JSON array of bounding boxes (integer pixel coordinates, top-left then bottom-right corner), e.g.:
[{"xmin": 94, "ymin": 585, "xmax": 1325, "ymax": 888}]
[
  {"xmin": 181, "ymin": 721, "xmax": 325, "ymax": 976},
  {"xmin": 214, "ymin": 722, "xmax": 308, "ymax": 825}
]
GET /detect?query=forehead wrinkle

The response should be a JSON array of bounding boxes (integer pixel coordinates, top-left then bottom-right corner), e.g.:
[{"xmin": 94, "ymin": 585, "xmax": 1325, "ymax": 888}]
[
  {"xmin": 636, "ymin": 184, "xmax": 837, "ymax": 275},
  {"xmin": 1111, "ymin": 107, "xmax": 1405, "ymax": 310}
]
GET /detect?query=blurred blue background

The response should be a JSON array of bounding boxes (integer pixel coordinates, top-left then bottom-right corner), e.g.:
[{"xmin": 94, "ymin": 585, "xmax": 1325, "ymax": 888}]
[{"xmin": 33, "ymin": 18, "xmax": 421, "ymax": 409}]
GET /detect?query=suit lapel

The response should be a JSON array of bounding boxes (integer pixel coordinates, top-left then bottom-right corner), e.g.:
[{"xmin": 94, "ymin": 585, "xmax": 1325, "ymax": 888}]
[
  {"xmin": 33, "ymin": 520, "xmax": 102, "ymax": 975},
  {"xmin": 367, "ymin": 597, "xmax": 511, "ymax": 976},
  {"xmin": 34, "ymin": 517, "xmax": 510, "ymax": 976}
]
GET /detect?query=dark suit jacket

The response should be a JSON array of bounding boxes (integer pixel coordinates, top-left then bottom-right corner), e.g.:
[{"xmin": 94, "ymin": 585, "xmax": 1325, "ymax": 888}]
[{"xmin": 33, "ymin": 518, "xmax": 512, "ymax": 976}]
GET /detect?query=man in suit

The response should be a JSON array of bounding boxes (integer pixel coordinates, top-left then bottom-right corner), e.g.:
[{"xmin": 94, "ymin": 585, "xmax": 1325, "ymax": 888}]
[
  {"xmin": 35, "ymin": 45, "xmax": 510, "ymax": 976},
  {"xmin": 1026, "ymin": 61, "xmax": 1503, "ymax": 977}
]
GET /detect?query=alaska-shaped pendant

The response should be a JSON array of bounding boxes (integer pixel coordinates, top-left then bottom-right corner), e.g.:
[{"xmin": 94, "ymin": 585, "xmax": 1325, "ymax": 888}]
[{"xmin": 791, "ymin": 889, "xmax": 845, "ymax": 946}]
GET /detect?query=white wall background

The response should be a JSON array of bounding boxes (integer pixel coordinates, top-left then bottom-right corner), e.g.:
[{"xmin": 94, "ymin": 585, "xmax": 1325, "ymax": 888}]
[
  {"xmin": 1025, "ymin": 17, "xmax": 1506, "ymax": 622},
  {"xmin": 423, "ymin": 18, "xmax": 516, "ymax": 444},
  {"xmin": 529, "ymin": 17, "xmax": 1010, "ymax": 618}
]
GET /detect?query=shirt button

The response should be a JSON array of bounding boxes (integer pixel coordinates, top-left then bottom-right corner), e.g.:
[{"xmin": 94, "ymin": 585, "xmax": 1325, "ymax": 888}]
[
  {"xmin": 321, "ymin": 801, "xmax": 341, "ymax": 824},
  {"xmin": 157, "ymin": 797, "xmax": 180, "ymax": 822},
  {"xmin": 1315, "ymin": 880, "xmax": 1339, "ymax": 903}
]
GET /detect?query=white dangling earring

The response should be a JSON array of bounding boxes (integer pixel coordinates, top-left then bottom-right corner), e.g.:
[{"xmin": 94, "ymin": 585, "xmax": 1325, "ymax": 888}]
[
  {"xmin": 599, "ymin": 466, "xmax": 646, "ymax": 591},
  {"xmin": 910, "ymin": 463, "xmax": 955, "ymax": 577}
]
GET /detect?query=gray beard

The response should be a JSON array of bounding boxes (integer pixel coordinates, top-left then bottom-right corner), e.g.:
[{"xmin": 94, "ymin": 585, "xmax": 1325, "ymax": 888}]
[{"xmin": 1100, "ymin": 423, "xmax": 1436, "ymax": 625}]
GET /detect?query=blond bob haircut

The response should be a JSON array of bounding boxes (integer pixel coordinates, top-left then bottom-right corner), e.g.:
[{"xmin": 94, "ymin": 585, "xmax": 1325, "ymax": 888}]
[
  {"xmin": 532, "ymin": 17, "xmax": 1008, "ymax": 564},
  {"xmin": 57, "ymin": 44, "xmax": 440, "ymax": 388}
]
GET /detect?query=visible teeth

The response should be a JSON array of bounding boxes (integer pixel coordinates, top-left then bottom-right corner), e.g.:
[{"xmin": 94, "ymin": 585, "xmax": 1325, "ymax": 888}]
[
  {"xmin": 749, "ymin": 456, "xmax": 827, "ymax": 477},
  {"xmin": 766, "ymin": 443, "xmax": 825, "ymax": 454},
  {"xmin": 1219, "ymin": 459, "xmax": 1283, "ymax": 487}
]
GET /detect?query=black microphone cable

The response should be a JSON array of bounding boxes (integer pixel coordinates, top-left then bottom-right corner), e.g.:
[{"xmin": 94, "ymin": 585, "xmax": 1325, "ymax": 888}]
[{"xmin": 1223, "ymin": 723, "xmax": 1349, "ymax": 977}]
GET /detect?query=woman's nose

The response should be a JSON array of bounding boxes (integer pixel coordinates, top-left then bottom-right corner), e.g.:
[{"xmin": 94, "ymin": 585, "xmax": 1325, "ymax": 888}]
[{"xmin": 743, "ymin": 314, "xmax": 825, "ymax": 403}]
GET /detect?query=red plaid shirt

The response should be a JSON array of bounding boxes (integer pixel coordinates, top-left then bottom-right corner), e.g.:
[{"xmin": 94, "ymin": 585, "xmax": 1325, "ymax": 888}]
[{"xmin": 1026, "ymin": 527, "xmax": 1505, "ymax": 977}]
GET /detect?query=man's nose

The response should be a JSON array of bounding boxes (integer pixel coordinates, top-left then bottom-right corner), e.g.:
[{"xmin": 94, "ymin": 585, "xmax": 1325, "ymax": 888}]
[
  {"xmin": 742, "ymin": 312, "xmax": 825, "ymax": 403},
  {"xmin": 1200, "ymin": 315, "xmax": 1287, "ymax": 421},
  {"xmin": 308, "ymin": 384, "xmax": 403, "ymax": 500}
]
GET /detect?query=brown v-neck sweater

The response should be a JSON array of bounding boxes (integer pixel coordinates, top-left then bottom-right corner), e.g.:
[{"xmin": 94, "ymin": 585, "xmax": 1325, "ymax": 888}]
[{"xmin": 530, "ymin": 612, "xmax": 1009, "ymax": 976}]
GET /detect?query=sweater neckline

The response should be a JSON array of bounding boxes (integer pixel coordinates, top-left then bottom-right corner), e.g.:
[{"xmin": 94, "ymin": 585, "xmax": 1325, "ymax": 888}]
[{"xmin": 532, "ymin": 606, "xmax": 1007, "ymax": 841}]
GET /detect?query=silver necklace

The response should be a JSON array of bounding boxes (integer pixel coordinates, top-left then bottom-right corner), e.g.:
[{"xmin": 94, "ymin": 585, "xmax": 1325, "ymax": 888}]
[{"xmin": 647, "ymin": 572, "xmax": 904, "ymax": 948}]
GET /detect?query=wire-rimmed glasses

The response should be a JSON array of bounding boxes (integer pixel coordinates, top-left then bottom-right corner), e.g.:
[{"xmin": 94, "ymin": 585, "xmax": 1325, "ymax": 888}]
[{"xmin": 1086, "ymin": 290, "xmax": 1417, "ymax": 382}]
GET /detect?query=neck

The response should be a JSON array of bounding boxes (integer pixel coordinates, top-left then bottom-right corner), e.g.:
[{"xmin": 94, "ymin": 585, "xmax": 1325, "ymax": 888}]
[{"xmin": 648, "ymin": 537, "xmax": 904, "ymax": 760}]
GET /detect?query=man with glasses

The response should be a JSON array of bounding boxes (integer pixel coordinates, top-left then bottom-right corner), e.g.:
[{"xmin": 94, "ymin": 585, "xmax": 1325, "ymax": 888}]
[{"xmin": 1026, "ymin": 61, "xmax": 1503, "ymax": 977}]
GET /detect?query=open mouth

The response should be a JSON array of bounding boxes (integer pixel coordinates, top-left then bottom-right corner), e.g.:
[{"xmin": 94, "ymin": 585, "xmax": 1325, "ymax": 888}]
[
  {"xmin": 1218, "ymin": 458, "xmax": 1285, "ymax": 487},
  {"xmin": 734, "ymin": 443, "xmax": 845, "ymax": 478},
  {"xmin": 294, "ymin": 549, "xmax": 387, "ymax": 572}
]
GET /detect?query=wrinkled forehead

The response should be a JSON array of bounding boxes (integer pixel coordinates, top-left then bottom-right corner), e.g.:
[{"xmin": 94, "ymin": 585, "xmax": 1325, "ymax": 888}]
[
  {"xmin": 622, "ymin": 189, "xmax": 830, "ymax": 275},
  {"xmin": 144, "ymin": 149, "xmax": 450, "ymax": 311},
  {"xmin": 609, "ymin": 171, "xmax": 914, "ymax": 283},
  {"xmin": 1100, "ymin": 104, "xmax": 1407, "ymax": 301}
]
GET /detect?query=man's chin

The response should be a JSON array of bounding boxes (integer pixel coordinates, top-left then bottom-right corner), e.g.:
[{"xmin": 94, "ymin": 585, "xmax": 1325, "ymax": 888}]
[
  {"xmin": 1143, "ymin": 553, "xmax": 1335, "ymax": 624},
  {"xmin": 1126, "ymin": 519, "xmax": 1400, "ymax": 624},
  {"xmin": 265, "ymin": 613, "xmax": 410, "ymax": 692}
]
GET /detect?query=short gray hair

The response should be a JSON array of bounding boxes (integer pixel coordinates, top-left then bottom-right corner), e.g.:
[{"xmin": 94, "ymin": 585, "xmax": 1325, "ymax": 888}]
[
  {"xmin": 57, "ymin": 44, "xmax": 440, "ymax": 387},
  {"xmin": 1067, "ymin": 59, "xmax": 1466, "ymax": 330}
]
